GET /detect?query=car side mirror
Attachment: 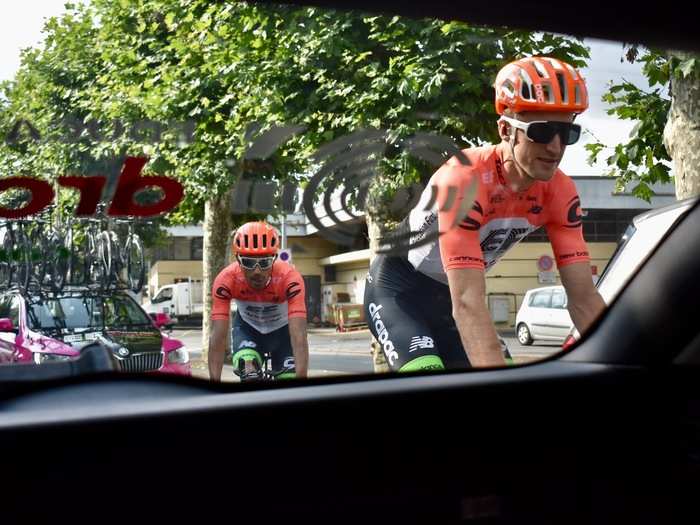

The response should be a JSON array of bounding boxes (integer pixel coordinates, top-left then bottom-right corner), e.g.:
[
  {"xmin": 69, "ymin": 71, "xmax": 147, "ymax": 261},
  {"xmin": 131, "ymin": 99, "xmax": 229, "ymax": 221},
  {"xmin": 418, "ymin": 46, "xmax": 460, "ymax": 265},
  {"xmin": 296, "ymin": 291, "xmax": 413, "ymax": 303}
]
[{"xmin": 0, "ymin": 318, "xmax": 15, "ymax": 332}]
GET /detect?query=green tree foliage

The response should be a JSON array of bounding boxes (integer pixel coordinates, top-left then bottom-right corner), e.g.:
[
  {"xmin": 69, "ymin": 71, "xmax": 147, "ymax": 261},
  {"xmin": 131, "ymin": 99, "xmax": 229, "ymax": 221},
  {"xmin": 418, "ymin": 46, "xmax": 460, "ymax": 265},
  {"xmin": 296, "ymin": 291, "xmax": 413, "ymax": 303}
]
[
  {"xmin": 2, "ymin": 1, "xmax": 590, "ymax": 227},
  {"xmin": 585, "ymin": 45, "xmax": 700, "ymax": 202}
]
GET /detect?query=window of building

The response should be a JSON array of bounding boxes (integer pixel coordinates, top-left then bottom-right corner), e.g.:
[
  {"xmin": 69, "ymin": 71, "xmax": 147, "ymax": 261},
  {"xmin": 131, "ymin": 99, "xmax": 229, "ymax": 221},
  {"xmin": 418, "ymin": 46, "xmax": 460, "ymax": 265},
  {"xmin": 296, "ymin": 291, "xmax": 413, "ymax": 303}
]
[
  {"xmin": 191, "ymin": 238, "xmax": 203, "ymax": 260},
  {"xmin": 324, "ymin": 265, "xmax": 337, "ymax": 283}
]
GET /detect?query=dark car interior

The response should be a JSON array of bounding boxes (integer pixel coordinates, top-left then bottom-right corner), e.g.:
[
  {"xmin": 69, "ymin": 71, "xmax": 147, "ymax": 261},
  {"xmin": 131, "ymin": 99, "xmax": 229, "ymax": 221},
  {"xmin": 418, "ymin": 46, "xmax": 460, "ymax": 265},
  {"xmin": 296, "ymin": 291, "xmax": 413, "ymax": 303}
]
[{"xmin": 1, "ymin": 1, "xmax": 699, "ymax": 524}]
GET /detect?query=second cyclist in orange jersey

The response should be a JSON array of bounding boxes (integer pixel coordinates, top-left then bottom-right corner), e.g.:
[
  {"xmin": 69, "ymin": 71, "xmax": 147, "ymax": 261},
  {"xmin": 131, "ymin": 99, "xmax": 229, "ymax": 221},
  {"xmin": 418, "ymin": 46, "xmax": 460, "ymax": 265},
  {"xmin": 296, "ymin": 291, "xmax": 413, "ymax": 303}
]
[
  {"xmin": 211, "ymin": 261, "xmax": 307, "ymax": 334},
  {"xmin": 208, "ymin": 222, "xmax": 309, "ymax": 382}
]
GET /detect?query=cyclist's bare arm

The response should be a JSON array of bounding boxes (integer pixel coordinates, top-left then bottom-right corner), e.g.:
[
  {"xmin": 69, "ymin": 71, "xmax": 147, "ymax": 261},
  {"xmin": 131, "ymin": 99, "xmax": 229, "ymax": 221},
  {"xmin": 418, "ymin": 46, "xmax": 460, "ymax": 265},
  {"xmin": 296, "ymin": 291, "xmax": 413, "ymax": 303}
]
[
  {"xmin": 288, "ymin": 317, "xmax": 309, "ymax": 378},
  {"xmin": 208, "ymin": 319, "xmax": 229, "ymax": 382},
  {"xmin": 446, "ymin": 267, "xmax": 507, "ymax": 367},
  {"xmin": 559, "ymin": 262, "xmax": 606, "ymax": 336}
]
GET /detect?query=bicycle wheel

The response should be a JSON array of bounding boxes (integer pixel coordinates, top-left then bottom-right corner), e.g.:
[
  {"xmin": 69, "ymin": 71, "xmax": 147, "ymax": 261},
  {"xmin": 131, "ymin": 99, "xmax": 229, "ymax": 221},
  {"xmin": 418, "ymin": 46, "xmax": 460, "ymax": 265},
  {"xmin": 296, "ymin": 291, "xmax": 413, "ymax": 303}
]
[
  {"xmin": 46, "ymin": 229, "xmax": 69, "ymax": 292},
  {"xmin": 11, "ymin": 227, "xmax": 31, "ymax": 292},
  {"xmin": 27, "ymin": 225, "xmax": 48, "ymax": 289},
  {"xmin": 94, "ymin": 231, "xmax": 113, "ymax": 290},
  {"xmin": 106, "ymin": 230, "xmax": 122, "ymax": 288},
  {"xmin": 66, "ymin": 227, "xmax": 88, "ymax": 286},
  {"xmin": 123, "ymin": 234, "xmax": 145, "ymax": 293},
  {"xmin": 85, "ymin": 232, "xmax": 105, "ymax": 288},
  {"xmin": 0, "ymin": 228, "xmax": 13, "ymax": 288}
]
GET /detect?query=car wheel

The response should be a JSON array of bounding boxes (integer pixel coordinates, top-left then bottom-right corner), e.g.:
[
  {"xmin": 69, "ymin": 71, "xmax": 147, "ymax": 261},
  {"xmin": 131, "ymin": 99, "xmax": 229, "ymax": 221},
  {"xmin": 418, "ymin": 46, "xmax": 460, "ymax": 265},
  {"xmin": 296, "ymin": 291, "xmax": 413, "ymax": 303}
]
[{"xmin": 517, "ymin": 323, "xmax": 533, "ymax": 346}]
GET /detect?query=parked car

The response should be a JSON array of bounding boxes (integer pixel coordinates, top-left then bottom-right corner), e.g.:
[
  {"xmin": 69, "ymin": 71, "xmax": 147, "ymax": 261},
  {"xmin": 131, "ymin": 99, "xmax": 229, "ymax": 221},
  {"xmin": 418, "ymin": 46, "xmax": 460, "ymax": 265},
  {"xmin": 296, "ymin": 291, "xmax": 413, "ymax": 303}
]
[
  {"xmin": 0, "ymin": 288, "xmax": 191, "ymax": 376},
  {"xmin": 563, "ymin": 196, "xmax": 699, "ymax": 348},
  {"xmin": 515, "ymin": 285, "xmax": 573, "ymax": 345},
  {"xmin": 143, "ymin": 278, "xmax": 205, "ymax": 323}
]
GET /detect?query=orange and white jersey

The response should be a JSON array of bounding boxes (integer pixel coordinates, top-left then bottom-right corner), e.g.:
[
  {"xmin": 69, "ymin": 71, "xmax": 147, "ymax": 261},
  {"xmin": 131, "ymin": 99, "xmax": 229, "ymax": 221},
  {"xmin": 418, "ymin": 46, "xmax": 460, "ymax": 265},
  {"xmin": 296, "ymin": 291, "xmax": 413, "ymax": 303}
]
[
  {"xmin": 211, "ymin": 260, "xmax": 307, "ymax": 334},
  {"xmin": 402, "ymin": 144, "xmax": 589, "ymax": 284}
]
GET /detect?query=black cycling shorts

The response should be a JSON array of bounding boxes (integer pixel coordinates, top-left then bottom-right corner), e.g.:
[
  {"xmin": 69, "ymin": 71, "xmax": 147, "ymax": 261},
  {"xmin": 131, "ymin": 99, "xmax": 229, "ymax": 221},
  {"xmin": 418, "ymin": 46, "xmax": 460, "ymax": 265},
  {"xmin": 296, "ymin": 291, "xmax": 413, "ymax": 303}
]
[
  {"xmin": 231, "ymin": 313, "xmax": 295, "ymax": 373},
  {"xmin": 363, "ymin": 255, "xmax": 470, "ymax": 372}
]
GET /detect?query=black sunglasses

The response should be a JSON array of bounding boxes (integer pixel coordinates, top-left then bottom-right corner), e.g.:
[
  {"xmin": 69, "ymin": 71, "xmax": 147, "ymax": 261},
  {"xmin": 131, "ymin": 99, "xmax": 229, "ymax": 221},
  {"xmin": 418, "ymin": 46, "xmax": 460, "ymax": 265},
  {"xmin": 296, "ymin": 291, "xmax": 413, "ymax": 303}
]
[
  {"xmin": 238, "ymin": 255, "xmax": 275, "ymax": 271},
  {"xmin": 501, "ymin": 116, "xmax": 582, "ymax": 145}
]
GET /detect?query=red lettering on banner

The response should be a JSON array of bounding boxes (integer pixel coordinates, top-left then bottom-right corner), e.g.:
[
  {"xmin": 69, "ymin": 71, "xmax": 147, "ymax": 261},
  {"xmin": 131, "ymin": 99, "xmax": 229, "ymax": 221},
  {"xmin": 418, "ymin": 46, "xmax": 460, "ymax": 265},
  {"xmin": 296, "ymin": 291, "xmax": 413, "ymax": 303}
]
[
  {"xmin": 108, "ymin": 157, "xmax": 184, "ymax": 217},
  {"xmin": 0, "ymin": 177, "xmax": 54, "ymax": 219},
  {"xmin": 57, "ymin": 176, "xmax": 107, "ymax": 216}
]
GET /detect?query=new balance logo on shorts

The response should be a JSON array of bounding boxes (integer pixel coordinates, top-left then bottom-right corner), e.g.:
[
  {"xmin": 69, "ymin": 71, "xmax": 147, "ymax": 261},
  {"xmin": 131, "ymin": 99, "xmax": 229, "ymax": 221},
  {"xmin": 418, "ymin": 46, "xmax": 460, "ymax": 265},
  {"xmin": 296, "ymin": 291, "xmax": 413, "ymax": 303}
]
[
  {"xmin": 409, "ymin": 336, "xmax": 435, "ymax": 352},
  {"xmin": 239, "ymin": 340, "xmax": 257, "ymax": 349}
]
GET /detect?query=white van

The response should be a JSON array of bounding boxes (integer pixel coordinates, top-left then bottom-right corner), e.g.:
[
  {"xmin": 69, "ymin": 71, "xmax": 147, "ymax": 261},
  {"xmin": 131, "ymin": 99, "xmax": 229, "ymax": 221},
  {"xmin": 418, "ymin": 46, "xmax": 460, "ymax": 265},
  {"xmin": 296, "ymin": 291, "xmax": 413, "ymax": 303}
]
[{"xmin": 143, "ymin": 279, "xmax": 204, "ymax": 323}]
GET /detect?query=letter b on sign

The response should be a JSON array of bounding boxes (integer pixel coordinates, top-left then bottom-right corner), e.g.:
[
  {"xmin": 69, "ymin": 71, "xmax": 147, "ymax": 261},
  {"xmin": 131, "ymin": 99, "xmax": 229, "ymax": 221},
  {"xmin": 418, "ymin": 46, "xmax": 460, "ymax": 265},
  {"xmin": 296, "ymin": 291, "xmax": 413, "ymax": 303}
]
[{"xmin": 108, "ymin": 157, "xmax": 184, "ymax": 217}]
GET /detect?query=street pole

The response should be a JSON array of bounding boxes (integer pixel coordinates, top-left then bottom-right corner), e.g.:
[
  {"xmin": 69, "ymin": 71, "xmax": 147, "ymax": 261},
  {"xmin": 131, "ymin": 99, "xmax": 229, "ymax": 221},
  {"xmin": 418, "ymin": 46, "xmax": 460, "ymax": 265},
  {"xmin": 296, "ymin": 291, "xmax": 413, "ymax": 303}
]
[{"xmin": 281, "ymin": 214, "xmax": 287, "ymax": 250}]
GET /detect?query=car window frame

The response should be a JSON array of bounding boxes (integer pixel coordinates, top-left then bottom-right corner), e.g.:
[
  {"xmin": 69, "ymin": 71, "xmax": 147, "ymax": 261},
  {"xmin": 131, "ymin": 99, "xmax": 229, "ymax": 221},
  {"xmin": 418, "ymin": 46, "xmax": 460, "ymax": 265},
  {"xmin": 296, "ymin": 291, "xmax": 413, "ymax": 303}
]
[{"xmin": 154, "ymin": 287, "xmax": 173, "ymax": 303}]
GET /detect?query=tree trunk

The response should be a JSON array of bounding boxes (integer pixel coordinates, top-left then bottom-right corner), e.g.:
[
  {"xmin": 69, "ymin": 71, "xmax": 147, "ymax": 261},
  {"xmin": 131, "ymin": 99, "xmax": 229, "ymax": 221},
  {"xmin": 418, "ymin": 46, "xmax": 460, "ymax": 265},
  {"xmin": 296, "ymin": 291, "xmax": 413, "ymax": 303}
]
[
  {"xmin": 201, "ymin": 189, "xmax": 234, "ymax": 365},
  {"xmin": 366, "ymin": 212, "xmax": 390, "ymax": 373},
  {"xmin": 663, "ymin": 53, "xmax": 700, "ymax": 200}
]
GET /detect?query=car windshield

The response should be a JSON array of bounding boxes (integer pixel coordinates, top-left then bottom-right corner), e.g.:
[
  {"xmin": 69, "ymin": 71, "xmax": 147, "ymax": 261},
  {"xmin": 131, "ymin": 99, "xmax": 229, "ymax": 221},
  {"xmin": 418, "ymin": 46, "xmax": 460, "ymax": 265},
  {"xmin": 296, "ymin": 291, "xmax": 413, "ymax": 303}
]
[
  {"xmin": 0, "ymin": 1, "xmax": 696, "ymax": 383},
  {"xmin": 27, "ymin": 294, "xmax": 153, "ymax": 331}
]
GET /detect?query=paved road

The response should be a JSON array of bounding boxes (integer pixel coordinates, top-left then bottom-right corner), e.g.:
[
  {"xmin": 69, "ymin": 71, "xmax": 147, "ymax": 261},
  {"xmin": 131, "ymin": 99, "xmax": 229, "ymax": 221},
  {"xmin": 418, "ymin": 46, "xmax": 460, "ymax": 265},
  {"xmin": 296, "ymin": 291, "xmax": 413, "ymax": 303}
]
[{"xmin": 170, "ymin": 327, "xmax": 562, "ymax": 380}]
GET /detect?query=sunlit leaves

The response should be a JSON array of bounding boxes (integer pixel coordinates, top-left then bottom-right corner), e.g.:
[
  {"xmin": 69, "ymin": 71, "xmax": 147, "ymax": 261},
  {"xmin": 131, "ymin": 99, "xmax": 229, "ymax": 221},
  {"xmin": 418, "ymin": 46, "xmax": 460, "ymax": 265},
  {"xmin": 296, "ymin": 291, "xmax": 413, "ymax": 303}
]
[
  {"xmin": 585, "ymin": 45, "xmax": 696, "ymax": 202},
  {"xmin": 1, "ymin": 1, "xmax": 590, "ymax": 226}
]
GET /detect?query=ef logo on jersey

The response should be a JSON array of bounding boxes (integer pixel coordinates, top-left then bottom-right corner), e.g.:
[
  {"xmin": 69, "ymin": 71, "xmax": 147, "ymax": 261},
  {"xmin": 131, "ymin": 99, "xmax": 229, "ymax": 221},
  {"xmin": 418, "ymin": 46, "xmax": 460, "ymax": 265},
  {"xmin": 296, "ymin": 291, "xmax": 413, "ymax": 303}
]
[
  {"xmin": 565, "ymin": 196, "xmax": 583, "ymax": 228},
  {"xmin": 215, "ymin": 286, "xmax": 232, "ymax": 300},
  {"xmin": 286, "ymin": 282, "xmax": 301, "ymax": 300}
]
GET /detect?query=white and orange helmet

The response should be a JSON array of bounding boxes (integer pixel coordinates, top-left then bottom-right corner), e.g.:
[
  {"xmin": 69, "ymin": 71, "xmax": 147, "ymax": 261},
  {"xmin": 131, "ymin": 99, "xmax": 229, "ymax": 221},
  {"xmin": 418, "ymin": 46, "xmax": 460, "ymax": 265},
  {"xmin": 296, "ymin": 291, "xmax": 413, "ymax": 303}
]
[
  {"xmin": 232, "ymin": 221, "xmax": 280, "ymax": 257},
  {"xmin": 495, "ymin": 56, "xmax": 589, "ymax": 115}
]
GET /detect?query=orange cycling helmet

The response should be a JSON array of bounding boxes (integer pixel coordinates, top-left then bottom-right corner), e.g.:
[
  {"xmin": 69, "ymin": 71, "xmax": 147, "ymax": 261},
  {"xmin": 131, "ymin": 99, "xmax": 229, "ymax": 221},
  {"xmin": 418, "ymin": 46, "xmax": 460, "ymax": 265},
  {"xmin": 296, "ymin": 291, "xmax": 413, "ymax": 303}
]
[
  {"xmin": 495, "ymin": 56, "xmax": 589, "ymax": 115},
  {"xmin": 232, "ymin": 221, "xmax": 280, "ymax": 257}
]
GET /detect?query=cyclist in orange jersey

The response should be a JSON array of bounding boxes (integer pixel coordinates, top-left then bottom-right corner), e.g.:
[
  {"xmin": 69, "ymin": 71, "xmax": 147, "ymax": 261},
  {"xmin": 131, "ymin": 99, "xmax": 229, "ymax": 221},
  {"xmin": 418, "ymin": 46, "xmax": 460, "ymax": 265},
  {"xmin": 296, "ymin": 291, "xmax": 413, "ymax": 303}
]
[
  {"xmin": 208, "ymin": 221, "xmax": 309, "ymax": 381},
  {"xmin": 364, "ymin": 56, "xmax": 606, "ymax": 372}
]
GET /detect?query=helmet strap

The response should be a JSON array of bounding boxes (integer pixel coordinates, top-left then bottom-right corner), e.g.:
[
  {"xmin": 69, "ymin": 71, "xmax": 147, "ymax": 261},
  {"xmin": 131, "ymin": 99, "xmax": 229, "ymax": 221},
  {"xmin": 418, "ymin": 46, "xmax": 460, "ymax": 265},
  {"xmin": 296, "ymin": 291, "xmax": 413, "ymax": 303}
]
[{"xmin": 507, "ymin": 128, "xmax": 536, "ymax": 184}]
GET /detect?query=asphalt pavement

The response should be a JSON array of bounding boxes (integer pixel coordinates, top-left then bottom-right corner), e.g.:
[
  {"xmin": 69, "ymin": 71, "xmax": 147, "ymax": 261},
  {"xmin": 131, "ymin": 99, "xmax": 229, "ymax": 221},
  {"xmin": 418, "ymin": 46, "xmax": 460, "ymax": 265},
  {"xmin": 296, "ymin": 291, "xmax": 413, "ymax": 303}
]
[{"xmin": 170, "ymin": 326, "xmax": 562, "ymax": 382}]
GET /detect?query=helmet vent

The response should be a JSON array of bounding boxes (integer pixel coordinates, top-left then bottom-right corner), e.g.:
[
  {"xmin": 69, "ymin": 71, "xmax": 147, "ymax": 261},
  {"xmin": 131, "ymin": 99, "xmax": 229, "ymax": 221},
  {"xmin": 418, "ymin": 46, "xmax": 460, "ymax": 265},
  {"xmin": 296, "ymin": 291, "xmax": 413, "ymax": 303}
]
[
  {"xmin": 244, "ymin": 234, "xmax": 249, "ymax": 248},
  {"xmin": 501, "ymin": 80, "xmax": 516, "ymax": 99},
  {"xmin": 575, "ymin": 85, "xmax": 581, "ymax": 105},
  {"xmin": 539, "ymin": 83, "xmax": 553, "ymax": 103},
  {"xmin": 271, "ymin": 236, "xmax": 277, "ymax": 247},
  {"xmin": 532, "ymin": 60, "xmax": 547, "ymax": 78},
  {"xmin": 262, "ymin": 234, "xmax": 267, "ymax": 248},
  {"xmin": 253, "ymin": 234, "xmax": 258, "ymax": 249},
  {"xmin": 566, "ymin": 63, "xmax": 579, "ymax": 80},
  {"xmin": 556, "ymin": 73, "xmax": 567, "ymax": 103},
  {"xmin": 521, "ymin": 81, "xmax": 532, "ymax": 100}
]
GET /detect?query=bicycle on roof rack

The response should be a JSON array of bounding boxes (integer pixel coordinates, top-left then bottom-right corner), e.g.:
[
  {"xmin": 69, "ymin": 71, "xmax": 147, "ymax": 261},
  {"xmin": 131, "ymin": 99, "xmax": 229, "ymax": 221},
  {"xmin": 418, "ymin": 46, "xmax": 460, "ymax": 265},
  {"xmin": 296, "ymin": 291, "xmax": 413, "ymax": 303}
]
[
  {"xmin": 0, "ymin": 204, "xmax": 146, "ymax": 295},
  {"xmin": 0, "ymin": 207, "xmax": 71, "ymax": 294}
]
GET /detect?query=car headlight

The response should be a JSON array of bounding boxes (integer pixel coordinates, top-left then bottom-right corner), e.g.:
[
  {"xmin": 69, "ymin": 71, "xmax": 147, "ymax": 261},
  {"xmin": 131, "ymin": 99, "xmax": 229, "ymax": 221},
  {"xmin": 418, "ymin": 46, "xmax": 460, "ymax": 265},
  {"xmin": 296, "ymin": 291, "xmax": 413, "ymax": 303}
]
[
  {"xmin": 166, "ymin": 348, "xmax": 189, "ymax": 365},
  {"xmin": 33, "ymin": 352, "xmax": 74, "ymax": 364}
]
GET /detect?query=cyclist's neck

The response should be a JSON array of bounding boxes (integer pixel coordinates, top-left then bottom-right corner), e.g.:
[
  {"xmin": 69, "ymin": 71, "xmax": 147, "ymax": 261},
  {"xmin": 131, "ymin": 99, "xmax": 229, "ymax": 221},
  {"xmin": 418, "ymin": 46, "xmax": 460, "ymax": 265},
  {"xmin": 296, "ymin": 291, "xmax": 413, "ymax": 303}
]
[
  {"xmin": 495, "ymin": 142, "xmax": 536, "ymax": 193},
  {"xmin": 246, "ymin": 275, "xmax": 272, "ymax": 290}
]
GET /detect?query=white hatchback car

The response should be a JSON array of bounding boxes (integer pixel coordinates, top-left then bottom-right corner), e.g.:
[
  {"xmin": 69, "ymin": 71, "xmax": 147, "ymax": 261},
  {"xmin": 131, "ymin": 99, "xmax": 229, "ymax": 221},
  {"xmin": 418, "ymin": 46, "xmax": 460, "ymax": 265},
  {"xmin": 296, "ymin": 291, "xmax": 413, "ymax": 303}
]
[{"xmin": 515, "ymin": 285, "xmax": 573, "ymax": 345}]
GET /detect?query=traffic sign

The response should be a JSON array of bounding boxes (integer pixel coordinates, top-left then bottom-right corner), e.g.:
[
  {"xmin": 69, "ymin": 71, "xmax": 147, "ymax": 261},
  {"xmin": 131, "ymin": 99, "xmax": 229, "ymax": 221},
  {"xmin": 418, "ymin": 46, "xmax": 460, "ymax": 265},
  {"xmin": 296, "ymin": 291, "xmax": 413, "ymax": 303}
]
[
  {"xmin": 537, "ymin": 255, "xmax": 554, "ymax": 272},
  {"xmin": 279, "ymin": 248, "xmax": 292, "ymax": 263}
]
